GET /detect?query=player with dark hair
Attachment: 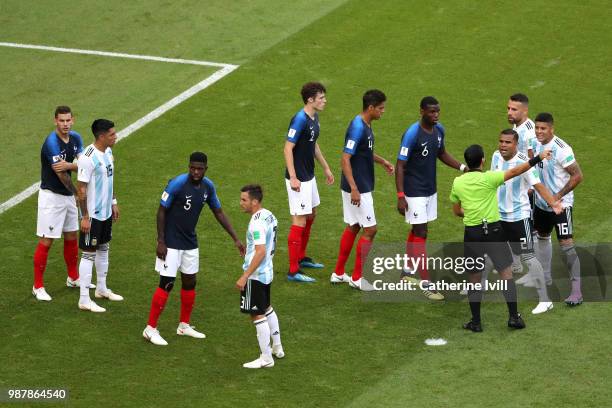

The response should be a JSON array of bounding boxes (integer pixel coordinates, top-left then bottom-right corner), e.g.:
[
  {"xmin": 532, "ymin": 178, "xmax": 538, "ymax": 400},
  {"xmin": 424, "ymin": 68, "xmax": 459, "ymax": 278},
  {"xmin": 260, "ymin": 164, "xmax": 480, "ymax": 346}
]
[
  {"xmin": 143, "ymin": 152, "xmax": 245, "ymax": 345},
  {"xmin": 490, "ymin": 129, "xmax": 562, "ymax": 314},
  {"xmin": 237, "ymin": 184, "xmax": 284, "ymax": 368},
  {"xmin": 532, "ymin": 113, "xmax": 584, "ymax": 306},
  {"xmin": 507, "ymin": 93, "xmax": 536, "ymax": 158},
  {"xmin": 331, "ymin": 89, "xmax": 394, "ymax": 290},
  {"xmin": 395, "ymin": 96, "xmax": 466, "ymax": 300},
  {"xmin": 283, "ymin": 82, "xmax": 334, "ymax": 282},
  {"xmin": 33, "ymin": 106, "xmax": 87, "ymax": 301},
  {"xmin": 76, "ymin": 119, "xmax": 122, "ymax": 312},
  {"xmin": 450, "ymin": 142, "xmax": 551, "ymax": 332}
]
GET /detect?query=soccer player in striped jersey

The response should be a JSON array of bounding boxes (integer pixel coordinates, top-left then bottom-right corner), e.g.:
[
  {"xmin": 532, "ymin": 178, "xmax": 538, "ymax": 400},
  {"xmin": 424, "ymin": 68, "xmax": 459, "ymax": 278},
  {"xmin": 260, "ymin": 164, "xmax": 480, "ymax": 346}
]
[
  {"xmin": 507, "ymin": 93, "xmax": 536, "ymax": 158},
  {"xmin": 395, "ymin": 96, "xmax": 466, "ymax": 301},
  {"xmin": 490, "ymin": 129, "xmax": 562, "ymax": 314},
  {"xmin": 283, "ymin": 82, "xmax": 335, "ymax": 283},
  {"xmin": 76, "ymin": 119, "xmax": 122, "ymax": 313},
  {"xmin": 237, "ymin": 185, "xmax": 284, "ymax": 368},
  {"xmin": 143, "ymin": 152, "xmax": 245, "ymax": 346},
  {"xmin": 33, "ymin": 106, "xmax": 86, "ymax": 302},
  {"xmin": 331, "ymin": 90, "xmax": 394, "ymax": 291},
  {"xmin": 532, "ymin": 113, "xmax": 584, "ymax": 306}
]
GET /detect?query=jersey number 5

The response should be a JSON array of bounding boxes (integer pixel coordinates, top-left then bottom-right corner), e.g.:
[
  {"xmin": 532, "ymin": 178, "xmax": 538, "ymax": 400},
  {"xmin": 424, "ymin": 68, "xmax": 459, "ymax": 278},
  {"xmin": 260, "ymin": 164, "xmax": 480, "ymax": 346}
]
[{"xmin": 184, "ymin": 198, "xmax": 192, "ymax": 211}]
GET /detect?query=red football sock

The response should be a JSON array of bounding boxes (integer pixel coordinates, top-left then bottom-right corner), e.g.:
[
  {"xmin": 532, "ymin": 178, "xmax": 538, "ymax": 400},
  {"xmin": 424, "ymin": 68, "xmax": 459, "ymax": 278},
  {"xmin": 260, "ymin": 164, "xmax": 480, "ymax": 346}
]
[
  {"xmin": 299, "ymin": 218, "xmax": 314, "ymax": 260},
  {"xmin": 335, "ymin": 227, "xmax": 358, "ymax": 275},
  {"xmin": 288, "ymin": 225, "xmax": 304, "ymax": 274},
  {"xmin": 148, "ymin": 287, "xmax": 169, "ymax": 328},
  {"xmin": 180, "ymin": 289, "xmax": 196, "ymax": 324},
  {"xmin": 410, "ymin": 233, "xmax": 430, "ymax": 281},
  {"xmin": 63, "ymin": 239, "xmax": 79, "ymax": 280},
  {"xmin": 33, "ymin": 242, "xmax": 51, "ymax": 289},
  {"xmin": 352, "ymin": 237, "xmax": 373, "ymax": 281}
]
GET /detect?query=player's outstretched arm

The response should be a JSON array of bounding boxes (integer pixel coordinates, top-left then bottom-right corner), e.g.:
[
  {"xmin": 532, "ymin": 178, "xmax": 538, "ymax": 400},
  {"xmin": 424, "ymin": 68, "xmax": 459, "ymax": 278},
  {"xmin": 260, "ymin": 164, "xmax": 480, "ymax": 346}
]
[
  {"xmin": 504, "ymin": 148, "xmax": 551, "ymax": 181},
  {"xmin": 341, "ymin": 152, "xmax": 360, "ymax": 206},
  {"xmin": 236, "ymin": 245, "xmax": 266, "ymax": 291},
  {"xmin": 554, "ymin": 162, "xmax": 583, "ymax": 201},
  {"xmin": 532, "ymin": 183, "xmax": 563, "ymax": 215},
  {"xmin": 283, "ymin": 141, "xmax": 301, "ymax": 192},
  {"xmin": 395, "ymin": 160, "xmax": 407, "ymax": 215},
  {"xmin": 374, "ymin": 154, "xmax": 394, "ymax": 175},
  {"xmin": 315, "ymin": 142, "xmax": 334, "ymax": 185},
  {"xmin": 211, "ymin": 208, "xmax": 246, "ymax": 257},
  {"xmin": 438, "ymin": 148, "xmax": 465, "ymax": 171},
  {"xmin": 156, "ymin": 205, "xmax": 168, "ymax": 260}
]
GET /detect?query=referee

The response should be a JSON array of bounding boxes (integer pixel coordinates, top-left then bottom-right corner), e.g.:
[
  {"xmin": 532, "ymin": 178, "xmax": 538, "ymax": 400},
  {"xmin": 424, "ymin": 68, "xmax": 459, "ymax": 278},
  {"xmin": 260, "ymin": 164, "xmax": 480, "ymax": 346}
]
[{"xmin": 449, "ymin": 140, "xmax": 551, "ymax": 332}]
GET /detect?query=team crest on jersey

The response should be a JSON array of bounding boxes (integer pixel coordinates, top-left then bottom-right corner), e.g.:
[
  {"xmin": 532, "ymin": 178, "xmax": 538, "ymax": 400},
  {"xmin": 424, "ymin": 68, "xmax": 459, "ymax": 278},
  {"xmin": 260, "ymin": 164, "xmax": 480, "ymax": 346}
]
[
  {"xmin": 91, "ymin": 238, "xmax": 97, "ymax": 246},
  {"xmin": 202, "ymin": 193, "xmax": 208, "ymax": 201},
  {"xmin": 437, "ymin": 136, "xmax": 442, "ymax": 147}
]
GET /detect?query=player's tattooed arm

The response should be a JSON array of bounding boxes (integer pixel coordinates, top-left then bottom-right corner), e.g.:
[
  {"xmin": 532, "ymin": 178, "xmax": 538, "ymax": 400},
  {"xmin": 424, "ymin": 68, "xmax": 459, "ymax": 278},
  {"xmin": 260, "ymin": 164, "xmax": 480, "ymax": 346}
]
[
  {"xmin": 395, "ymin": 160, "xmax": 407, "ymax": 215},
  {"xmin": 341, "ymin": 152, "xmax": 360, "ymax": 206},
  {"xmin": 437, "ymin": 147, "xmax": 463, "ymax": 171},
  {"xmin": 77, "ymin": 181, "xmax": 91, "ymax": 233},
  {"xmin": 211, "ymin": 208, "xmax": 246, "ymax": 257},
  {"xmin": 555, "ymin": 162, "xmax": 583, "ymax": 201},
  {"xmin": 54, "ymin": 168, "xmax": 77, "ymax": 195},
  {"xmin": 314, "ymin": 142, "xmax": 334, "ymax": 185},
  {"xmin": 156, "ymin": 205, "xmax": 168, "ymax": 260},
  {"xmin": 374, "ymin": 154, "xmax": 394, "ymax": 175}
]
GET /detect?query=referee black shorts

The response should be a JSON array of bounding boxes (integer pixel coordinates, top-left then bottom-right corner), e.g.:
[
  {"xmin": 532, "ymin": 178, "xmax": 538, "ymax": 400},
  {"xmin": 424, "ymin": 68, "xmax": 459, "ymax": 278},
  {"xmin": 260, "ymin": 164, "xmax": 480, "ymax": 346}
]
[
  {"xmin": 240, "ymin": 279, "xmax": 271, "ymax": 316},
  {"xmin": 501, "ymin": 218, "xmax": 534, "ymax": 255},
  {"xmin": 464, "ymin": 221, "xmax": 513, "ymax": 274},
  {"xmin": 79, "ymin": 217, "xmax": 112, "ymax": 250}
]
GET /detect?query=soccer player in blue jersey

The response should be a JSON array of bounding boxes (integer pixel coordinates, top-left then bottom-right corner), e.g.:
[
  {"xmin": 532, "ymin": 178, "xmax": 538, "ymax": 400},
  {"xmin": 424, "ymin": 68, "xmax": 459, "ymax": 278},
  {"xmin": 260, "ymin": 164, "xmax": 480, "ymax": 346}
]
[
  {"xmin": 283, "ymin": 82, "xmax": 334, "ymax": 282},
  {"xmin": 490, "ymin": 129, "xmax": 562, "ymax": 314},
  {"xmin": 237, "ymin": 185, "xmax": 284, "ymax": 368},
  {"xmin": 77, "ymin": 119, "xmax": 122, "ymax": 313},
  {"xmin": 331, "ymin": 90, "xmax": 394, "ymax": 291},
  {"xmin": 532, "ymin": 113, "xmax": 584, "ymax": 306},
  {"xmin": 143, "ymin": 152, "xmax": 245, "ymax": 346},
  {"xmin": 395, "ymin": 96, "xmax": 466, "ymax": 300},
  {"xmin": 32, "ymin": 106, "xmax": 85, "ymax": 302}
]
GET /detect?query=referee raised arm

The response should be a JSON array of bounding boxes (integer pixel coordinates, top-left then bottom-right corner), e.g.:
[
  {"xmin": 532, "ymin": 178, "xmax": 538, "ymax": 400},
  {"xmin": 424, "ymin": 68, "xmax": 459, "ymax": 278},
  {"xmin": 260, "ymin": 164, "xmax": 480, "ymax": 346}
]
[{"xmin": 449, "ymin": 141, "xmax": 551, "ymax": 332}]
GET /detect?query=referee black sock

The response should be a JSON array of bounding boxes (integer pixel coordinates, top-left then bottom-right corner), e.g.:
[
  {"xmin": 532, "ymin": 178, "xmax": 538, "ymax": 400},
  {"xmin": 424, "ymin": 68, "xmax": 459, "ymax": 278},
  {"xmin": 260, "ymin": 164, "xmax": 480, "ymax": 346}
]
[
  {"xmin": 467, "ymin": 289, "xmax": 482, "ymax": 323},
  {"xmin": 503, "ymin": 279, "xmax": 519, "ymax": 317}
]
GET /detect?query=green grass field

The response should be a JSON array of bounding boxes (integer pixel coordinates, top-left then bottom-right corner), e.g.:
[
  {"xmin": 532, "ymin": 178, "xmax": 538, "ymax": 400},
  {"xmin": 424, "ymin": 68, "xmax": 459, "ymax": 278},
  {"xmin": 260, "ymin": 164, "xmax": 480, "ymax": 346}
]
[{"xmin": 1, "ymin": 1, "xmax": 611, "ymax": 407}]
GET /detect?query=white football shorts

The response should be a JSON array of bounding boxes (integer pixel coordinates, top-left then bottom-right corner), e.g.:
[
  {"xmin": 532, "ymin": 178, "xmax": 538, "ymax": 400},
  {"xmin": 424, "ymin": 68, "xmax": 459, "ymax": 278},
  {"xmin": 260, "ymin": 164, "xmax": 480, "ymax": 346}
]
[
  {"xmin": 36, "ymin": 188, "xmax": 79, "ymax": 238},
  {"xmin": 404, "ymin": 193, "xmax": 438, "ymax": 224},
  {"xmin": 155, "ymin": 248, "xmax": 199, "ymax": 277},
  {"xmin": 285, "ymin": 177, "xmax": 320, "ymax": 216},
  {"xmin": 342, "ymin": 191, "xmax": 377, "ymax": 228}
]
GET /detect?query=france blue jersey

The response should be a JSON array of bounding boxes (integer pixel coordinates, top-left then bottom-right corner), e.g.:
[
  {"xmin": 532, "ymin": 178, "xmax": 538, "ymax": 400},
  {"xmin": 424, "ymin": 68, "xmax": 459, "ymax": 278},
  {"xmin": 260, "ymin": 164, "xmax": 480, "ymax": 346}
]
[
  {"xmin": 284, "ymin": 109, "xmax": 319, "ymax": 182},
  {"xmin": 397, "ymin": 122, "xmax": 445, "ymax": 197},
  {"xmin": 243, "ymin": 208, "xmax": 278, "ymax": 285},
  {"xmin": 160, "ymin": 174, "xmax": 221, "ymax": 250},
  {"xmin": 40, "ymin": 130, "xmax": 83, "ymax": 195},
  {"xmin": 340, "ymin": 115, "xmax": 375, "ymax": 194}
]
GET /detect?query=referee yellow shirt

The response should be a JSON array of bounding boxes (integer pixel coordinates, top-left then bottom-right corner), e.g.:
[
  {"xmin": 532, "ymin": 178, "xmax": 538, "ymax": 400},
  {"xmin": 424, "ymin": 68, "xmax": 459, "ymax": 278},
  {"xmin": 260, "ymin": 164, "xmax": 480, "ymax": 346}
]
[{"xmin": 450, "ymin": 171, "xmax": 505, "ymax": 226}]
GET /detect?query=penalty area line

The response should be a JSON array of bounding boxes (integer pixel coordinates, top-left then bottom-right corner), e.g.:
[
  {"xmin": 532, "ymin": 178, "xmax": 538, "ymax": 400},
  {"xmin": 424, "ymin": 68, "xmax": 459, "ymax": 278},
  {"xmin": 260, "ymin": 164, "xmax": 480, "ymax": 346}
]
[{"xmin": 0, "ymin": 42, "xmax": 239, "ymax": 215}]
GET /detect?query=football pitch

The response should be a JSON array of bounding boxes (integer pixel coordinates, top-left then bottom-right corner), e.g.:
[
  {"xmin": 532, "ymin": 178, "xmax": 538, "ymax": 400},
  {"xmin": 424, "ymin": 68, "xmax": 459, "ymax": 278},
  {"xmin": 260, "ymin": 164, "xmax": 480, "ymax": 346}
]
[{"xmin": 1, "ymin": 1, "xmax": 611, "ymax": 407}]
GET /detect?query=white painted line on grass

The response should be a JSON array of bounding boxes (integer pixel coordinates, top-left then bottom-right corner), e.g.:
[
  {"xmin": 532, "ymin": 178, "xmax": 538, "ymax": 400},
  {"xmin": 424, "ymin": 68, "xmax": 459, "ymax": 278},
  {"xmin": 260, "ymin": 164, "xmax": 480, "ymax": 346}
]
[
  {"xmin": 0, "ymin": 42, "xmax": 237, "ymax": 69},
  {"xmin": 0, "ymin": 43, "xmax": 239, "ymax": 215}
]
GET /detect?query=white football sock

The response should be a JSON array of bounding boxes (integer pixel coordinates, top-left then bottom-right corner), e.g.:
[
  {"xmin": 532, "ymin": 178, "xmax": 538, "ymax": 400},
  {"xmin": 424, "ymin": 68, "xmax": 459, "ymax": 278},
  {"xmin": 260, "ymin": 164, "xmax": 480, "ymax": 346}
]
[
  {"xmin": 265, "ymin": 308, "xmax": 281, "ymax": 346},
  {"xmin": 254, "ymin": 317, "xmax": 271, "ymax": 357},
  {"xmin": 95, "ymin": 243, "xmax": 109, "ymax": 293},
  {"xmin": 79, "ymin": 252, "xmax": 95, "ymax": 304}
]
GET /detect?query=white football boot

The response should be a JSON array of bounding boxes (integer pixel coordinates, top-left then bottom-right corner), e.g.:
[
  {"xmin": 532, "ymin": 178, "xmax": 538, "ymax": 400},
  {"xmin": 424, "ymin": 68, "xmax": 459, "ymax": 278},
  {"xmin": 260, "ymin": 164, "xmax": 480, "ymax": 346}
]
[
  {"xmin": 95, "ymin": 288, "xmax": 124, "ymax": 301},
  {"xmin": 32, "ymin": 286, "xmax": 52, "ymax": 302},
  {"xmin": 78, "ymin": 300, "xmax": 106, "ymax": 313},
  {"xmin": 531, "ymin": 301, "xmax": 554, "ymax": 315},
  {"xmin": 143, "ymin": 325, "xmax": 168, "ymax": 346},
  {"xmin": 330, "ymin": 272, "xmax": 351, "ymax": 284},
  {"xmin": 176, "ymin": 323, "xmax": 206, "ymax": 339},
  {"xmin": 243, "ymin": 354, "xmax": 274, "ymax": 369},
  {"xmin": 272, "ymin": 344, "xmax": 285, "ymax": 359},
  {"xmin": 66, "ymin": 277, "xmax": 96, "ymax": 289},
  {"xmin": 349, "ymin": 277, "xmax": 375, "ymax": 292}
]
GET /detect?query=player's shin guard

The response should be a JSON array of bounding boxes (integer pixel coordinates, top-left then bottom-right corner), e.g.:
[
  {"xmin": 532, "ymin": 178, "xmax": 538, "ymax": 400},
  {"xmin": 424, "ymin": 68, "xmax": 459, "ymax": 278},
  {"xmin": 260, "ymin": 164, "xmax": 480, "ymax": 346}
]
[
  {"xmin": 300, "ymin": 217, "xmax": 314, "ymax": 261},
  {"xmin": 33, "ymin": 242, "xmax": 51, "ymax": 289},
  {"xmin": 334, "ymin": 227, "xmax": 358, "ymax": 275},
  {"xmin": 502, "ymin": 279, "xmax": 519, "ymax": 318},
  {"xmin": 535, "ymin": 235, "xmax": 553, "ymax": 285},
  {"xmin": 353, "ymin": 237, "xmax": 372, "ymax": 281},
  {"xmin": 63, "ymin": 239, "xmax": 79, "ymax": 281},
  {"xmin": 148, "ymin": 287, "xmax": 169, "ymax": 328},
  {"xmin": 467, "ymin": 289, "xmax": 483, "ymax": 323},
  {"xmin": 265, "ymin": 308, "xmax": 281, "ymax": 346},
  {"xmin": 95, "ymin": 243, "xmax": 109, "ymax": 293},
  {"xmin": 79, "ymin": 252, "xmax": 96, "ymax": 304},
  {"xmin": 253, "ymin": 317, "xmax": 272, "ymax": 356},
  {"xmin": 561, "ymin": 244, "xmax": 581, "ymax": 295},
  {"xmin": 288, "ymin": 225, "xmax": 304, "ymax": 274},
  {"xmin": 180, "ymin": 289, "xmax": 195, "ymax": 324}
]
